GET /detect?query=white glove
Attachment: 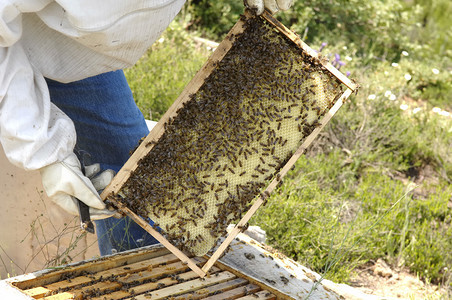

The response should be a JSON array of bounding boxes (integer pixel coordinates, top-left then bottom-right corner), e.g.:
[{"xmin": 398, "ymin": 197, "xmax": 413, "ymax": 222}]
[
  {"xmin": 40, "ymin": 152, "xmax": 116, "ymax": 220},
  {"xmin": 245, "ymin": 0, "xmax": 294, "ymax": 15}
]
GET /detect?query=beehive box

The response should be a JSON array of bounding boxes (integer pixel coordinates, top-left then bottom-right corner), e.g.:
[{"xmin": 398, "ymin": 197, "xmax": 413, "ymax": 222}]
[
  {"xmin": 101, "ymin": 11, "xmax": 357, "ymax": 277},
  {"xmin": 1, "ymin": 246, "xmax": 279, "ymax": 300},
  {"xmin": 1, "ymin": 236, "xmax": 345, "ymax": 299}
]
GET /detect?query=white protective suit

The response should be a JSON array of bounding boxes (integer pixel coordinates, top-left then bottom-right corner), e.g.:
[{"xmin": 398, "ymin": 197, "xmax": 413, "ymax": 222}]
[
  {"xmin": 0, "ymin": 0, "xmax": 185, "ymax": 171},
  {"xmin": 0, "ymin": 0, "xmax": 292, "ymax": 218}
]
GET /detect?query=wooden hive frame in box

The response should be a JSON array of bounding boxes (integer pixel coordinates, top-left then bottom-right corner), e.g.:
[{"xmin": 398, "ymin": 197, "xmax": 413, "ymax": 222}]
[
  {"xmin": 100, "ymin": 10, "xmax": 358, "ymax": 278},
  {"xmin": 4, "ymin": 245, "xmax": 292, "ymax": 299}
]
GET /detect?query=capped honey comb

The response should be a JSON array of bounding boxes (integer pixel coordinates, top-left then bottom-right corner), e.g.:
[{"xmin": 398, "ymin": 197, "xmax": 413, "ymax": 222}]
[{"xmin": 111, "ymin": 15, "xmax": 344, "ymax": 256}]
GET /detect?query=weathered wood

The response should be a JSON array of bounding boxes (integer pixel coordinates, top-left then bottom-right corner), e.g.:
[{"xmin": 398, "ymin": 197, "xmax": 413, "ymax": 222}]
[
  {"xmin": 91, "ymin": 266, "xmax": 221, "ymax": 300},
  {"xmin": 13, "ymin": 247, "xmax": 170, "ymax": 290},
  {"xmin": 4, "ymin": 241, "xmax": 347, "ymax": 299},
  {"xmin": 132, "ymin": 271, "xmax": 236, "ymax": 300},
  {"xmin": 23, "ymin": 286, "xmax": 51, "ymax": 298},
  {"xmin": 39, "ymin": 253, "xmax": 178, "ymax": 294},
  {"xmin": 44, "ymin": 276, "xmax": 93, "ymax": 291},
  {"xmin": 201, "ymin": 283, "xmax": 261, "ymax": 300},
  {"xmin": 69, "ymin": 281, "xmax": 122, "ymax": 299},
  {"xmin": 35, "ymin": 258, "xmax": 208, "ymax": 300},
  {"xmin": 94, "ymin": 266, "xmax": 221, "ymax": 300},
  {"xmin": 42, "ymin": 292, "xmax": 74, "ymax": 300},
  {"xmin": 237, "ymin": 290, "xmax": 277, "ymax": 299},
  {"xmin": 94, "ymin": 252, "xmax": 179, "ymax": 280},
  {"xmin": 175, "ymin": 277, "xmax": 248, "ymax": 300},
  {"xmin": 106, "ymin": 200, "xmax": 207, "ymax": 278},
  {"xmin": 117, "ymin": 257, "xmax": 205, "ymax": 285},
  {"xmin": 212, "ymin": 249, "xmax": 295, "ymax": 300}
]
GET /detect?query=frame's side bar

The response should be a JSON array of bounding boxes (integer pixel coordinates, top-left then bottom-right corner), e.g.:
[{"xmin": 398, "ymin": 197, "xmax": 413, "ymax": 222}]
[
  {"xmin": 202, "ymin": 88, "xmax": 352, "ymax": 273},
  {"xmin": 274, "ymin": 88, "xmax": 352, "ymax": 178},
  {"xmin": 100, "ymin": 18, "xmax": 248, "ymax": 199},
  {"xmin": 109, "ymin": 199, "xmax": 207, "ymax": 278},
  {"xmin": 261, "ymin": 11, "xmax": 357, "ymax": 92}
]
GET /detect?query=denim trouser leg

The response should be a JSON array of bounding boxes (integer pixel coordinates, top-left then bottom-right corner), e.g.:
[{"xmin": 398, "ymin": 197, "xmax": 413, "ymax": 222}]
[{"xmin": 45, "ymin": 70, "xmax": 159, "ymax": 255}]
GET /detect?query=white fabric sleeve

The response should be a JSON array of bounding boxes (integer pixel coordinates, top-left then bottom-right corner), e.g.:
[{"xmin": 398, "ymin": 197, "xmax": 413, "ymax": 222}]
[
  {"xmin": 0, "ymin": 41, "xmax": 76, "ymax": 170},
  {"xmin": 0, "ymin": 0, "xmax": 185, "ymax": 170},
  {"xmin": 23, "ymin": 0, "xmax": 186, "ymax": 83}
]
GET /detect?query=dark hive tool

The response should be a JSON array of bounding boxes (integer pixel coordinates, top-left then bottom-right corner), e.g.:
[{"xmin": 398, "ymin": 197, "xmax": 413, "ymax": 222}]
[{"xmin": 100, "ymin": 10, "xmax": 358, "ymax": 278}]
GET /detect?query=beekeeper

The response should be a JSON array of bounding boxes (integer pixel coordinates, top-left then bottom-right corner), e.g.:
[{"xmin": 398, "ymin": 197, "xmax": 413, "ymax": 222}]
[{"xmin": 0, "ymin": 0, "xmax": 293, "ymax": 255}]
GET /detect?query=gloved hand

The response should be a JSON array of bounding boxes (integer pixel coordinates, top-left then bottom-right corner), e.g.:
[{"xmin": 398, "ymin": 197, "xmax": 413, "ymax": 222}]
[
  {"xmin": 245, "ymin": 0, "xmax": 294, "ymax": 15},
  {"xmin": 40, "ymin": 152, "xmax": 116, "ymax": 220}
]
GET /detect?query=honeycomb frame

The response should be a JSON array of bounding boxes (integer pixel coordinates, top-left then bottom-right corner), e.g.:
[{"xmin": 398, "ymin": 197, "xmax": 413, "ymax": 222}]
[{"xmin": 101, "ymin": 10, "xmax": 358, "ymax": 278}]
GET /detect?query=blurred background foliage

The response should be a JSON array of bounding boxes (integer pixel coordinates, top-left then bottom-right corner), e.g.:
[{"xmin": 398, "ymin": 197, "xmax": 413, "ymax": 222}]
[
  {"xmin": 186, "ymin": 0, "xmax": 452, "ymax": 63},
  {"xmin": 125, "ymin": 0, "xmax": 452, "ymax": 293}
]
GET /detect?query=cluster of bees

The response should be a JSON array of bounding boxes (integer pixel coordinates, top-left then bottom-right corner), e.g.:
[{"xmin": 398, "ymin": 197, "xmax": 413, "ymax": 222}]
[{"xmin": 112, "ymin": 15, "xmax": 343, "ymax": 256}]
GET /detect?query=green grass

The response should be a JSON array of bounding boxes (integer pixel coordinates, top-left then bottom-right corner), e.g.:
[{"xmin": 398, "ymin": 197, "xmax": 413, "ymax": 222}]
[
  {"xmin": 252, "ymin": 154, "xmax": 451, "ymax": 284},
  {"xmin": 124, "ymin": 21, "xmax": 211, "ymax": 121},
  {"xmin": 126, "ymin": 1, "xmax": 452, "ymax": 293}
]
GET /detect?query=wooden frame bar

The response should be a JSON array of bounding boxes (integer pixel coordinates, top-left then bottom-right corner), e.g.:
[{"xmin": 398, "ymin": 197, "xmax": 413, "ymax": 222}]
[
  {"xmin": 101, "ymin": 10, "xmax": 358, "ymax": 278},
  {"xmin": 260, "ymin": 11, "xmax": 357, "ymax": 91},
  {"xmin": 108, "ymin": 200, "xmax": 206, "ymax": 277},
  {"xmin": 202, "ymin": 88, "xmax": 352, "ymax": 273},
  {"xmin": 4, "ymin": 241, "xmax": 325, "ymax": 299}
]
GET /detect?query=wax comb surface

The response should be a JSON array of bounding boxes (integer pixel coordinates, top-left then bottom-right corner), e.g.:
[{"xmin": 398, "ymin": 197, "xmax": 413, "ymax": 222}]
[{"xmin": 113, "ymin": 16, "xmax": 343, "ymax": 256}]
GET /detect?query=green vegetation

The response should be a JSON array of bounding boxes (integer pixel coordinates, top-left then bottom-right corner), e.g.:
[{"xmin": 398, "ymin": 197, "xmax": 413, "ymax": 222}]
[
  {"xmin": 125, "ymin": 0, "xmax": 452, "ymax": 293},
  {"xmin": 124, "ymin": 21, "xmax": 210, "ymax": 120}
]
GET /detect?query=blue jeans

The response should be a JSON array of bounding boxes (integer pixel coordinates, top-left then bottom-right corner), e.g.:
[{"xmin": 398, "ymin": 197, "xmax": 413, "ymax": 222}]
[{"xmin": 45, "ymin": 70, "xmax": 159, "ymax": 255}]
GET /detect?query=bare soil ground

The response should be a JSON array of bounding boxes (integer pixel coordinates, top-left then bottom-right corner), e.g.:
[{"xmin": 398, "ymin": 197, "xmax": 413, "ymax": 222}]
[{"xmin": 350, "ymin": 259, "xmax": 450, "ymax": 299}]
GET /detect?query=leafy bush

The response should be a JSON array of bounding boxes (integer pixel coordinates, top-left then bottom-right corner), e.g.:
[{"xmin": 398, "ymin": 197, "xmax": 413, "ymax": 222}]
[
  {"xmin": 279, "ymin": 0, "xmax": 414, "ymax": 63},
  {"xmin": 183, "ymin": 0, "xmax": 244, "ymax": 40},
  {"xmin": 408, "ymin": 0, "xmax": 452, "ymax": 58}
]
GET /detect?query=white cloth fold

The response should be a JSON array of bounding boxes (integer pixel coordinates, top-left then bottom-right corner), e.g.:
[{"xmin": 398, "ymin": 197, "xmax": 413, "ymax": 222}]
[{"xmin": 0, "ymin": 41, "xmax": 76, "ymax": 170}]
